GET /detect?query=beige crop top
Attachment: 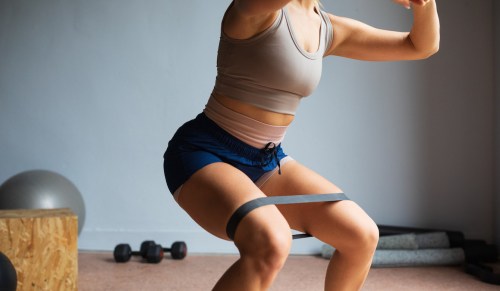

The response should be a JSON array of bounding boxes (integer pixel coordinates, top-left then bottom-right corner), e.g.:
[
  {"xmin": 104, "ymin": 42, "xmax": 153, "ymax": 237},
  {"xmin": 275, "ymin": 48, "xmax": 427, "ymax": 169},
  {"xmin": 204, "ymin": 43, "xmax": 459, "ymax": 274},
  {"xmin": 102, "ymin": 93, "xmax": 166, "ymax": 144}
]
[{"xmin": 212, "ymin": 4, "xmax": 333, "ymax": 115}]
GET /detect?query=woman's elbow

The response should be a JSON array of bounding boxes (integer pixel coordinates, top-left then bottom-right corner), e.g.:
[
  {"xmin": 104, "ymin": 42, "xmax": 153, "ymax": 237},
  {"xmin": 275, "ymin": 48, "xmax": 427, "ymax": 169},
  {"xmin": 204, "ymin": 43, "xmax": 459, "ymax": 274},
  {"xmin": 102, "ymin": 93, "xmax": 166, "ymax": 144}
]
[
  {"xmin": 413, "ymin": 37, "xmax": 440, "ymax": 60},
  {"xmin": 419, "ymin": 43, "xmax": 440, "ymax": 59},
  {"xmin": 407, "ymin": 33, "xmax": 440, "ymax": 60},
  {"xmin": 426, "ymin": 40, "xmax": 440, "ymax": 58}
]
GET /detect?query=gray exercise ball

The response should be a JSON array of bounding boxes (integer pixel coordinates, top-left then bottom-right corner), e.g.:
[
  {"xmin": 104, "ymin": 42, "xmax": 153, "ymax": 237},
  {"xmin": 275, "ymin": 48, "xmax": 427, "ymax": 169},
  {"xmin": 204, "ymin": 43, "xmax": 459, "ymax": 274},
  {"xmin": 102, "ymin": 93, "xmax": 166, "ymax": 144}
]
[{"xmin": 0, "ymin": 170, "xmax": 86, "ymax": 235}]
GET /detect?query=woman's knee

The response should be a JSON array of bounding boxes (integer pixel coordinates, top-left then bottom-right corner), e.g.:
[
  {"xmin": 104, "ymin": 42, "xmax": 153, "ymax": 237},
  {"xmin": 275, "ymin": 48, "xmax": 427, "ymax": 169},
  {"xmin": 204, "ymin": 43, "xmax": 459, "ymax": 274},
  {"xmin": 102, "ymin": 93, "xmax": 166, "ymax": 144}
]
[
  {"xmin": 341, "ymin": 218, "xmax": 379, "ymax": 254},
  {"xmin": 360, "ymin": 219, "xmax": 379, "ymax": 251},
  {"xmin": 235, "ymin": 222, "xmax": 292, "ymax": 272}
]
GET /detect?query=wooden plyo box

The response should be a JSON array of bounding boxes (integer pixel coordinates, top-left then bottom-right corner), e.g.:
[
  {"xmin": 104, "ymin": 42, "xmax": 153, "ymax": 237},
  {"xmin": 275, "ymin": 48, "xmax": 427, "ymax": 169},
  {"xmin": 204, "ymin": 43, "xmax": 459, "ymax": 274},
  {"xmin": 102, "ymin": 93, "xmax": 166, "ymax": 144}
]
[{"xmin": 0, "ymin": 208, "xmax": 78, "ymax": 291}]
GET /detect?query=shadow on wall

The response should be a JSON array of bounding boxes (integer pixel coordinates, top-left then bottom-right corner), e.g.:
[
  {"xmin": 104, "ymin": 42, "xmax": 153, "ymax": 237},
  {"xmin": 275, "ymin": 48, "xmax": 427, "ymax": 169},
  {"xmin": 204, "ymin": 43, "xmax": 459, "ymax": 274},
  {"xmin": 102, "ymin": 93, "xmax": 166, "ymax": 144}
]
[
  {"xmin": 493, "ymin": 0, "xmax": 500, "ymax": 248},
  {"xmin": 411, "ymin": 0, "xmax": 494, "ymax": 239}
]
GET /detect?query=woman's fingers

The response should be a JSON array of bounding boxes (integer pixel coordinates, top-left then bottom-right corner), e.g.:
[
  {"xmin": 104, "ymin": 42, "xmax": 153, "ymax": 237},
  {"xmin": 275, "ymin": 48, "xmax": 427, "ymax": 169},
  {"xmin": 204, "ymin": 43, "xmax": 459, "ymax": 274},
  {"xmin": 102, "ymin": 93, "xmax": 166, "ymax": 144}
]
[
  {"xmin": 393, "ymin": 0, "xmax": 411, "ymax": 9},
  {"xmin": 410, "ymin": 0, "xmax": 431, "ymax": 6},
  {"xmin": 393, "ymin": 0, "xmax": 430, "ymax": 9}
]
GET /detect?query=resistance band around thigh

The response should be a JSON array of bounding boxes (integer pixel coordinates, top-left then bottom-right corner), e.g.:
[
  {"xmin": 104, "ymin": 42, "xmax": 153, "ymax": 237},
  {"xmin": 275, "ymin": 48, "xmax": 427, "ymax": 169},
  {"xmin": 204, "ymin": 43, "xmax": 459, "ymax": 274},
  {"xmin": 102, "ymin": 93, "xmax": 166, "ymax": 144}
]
[{"xmin": 226, "ymin": 193, "xmax": 349, "ymax": 240}]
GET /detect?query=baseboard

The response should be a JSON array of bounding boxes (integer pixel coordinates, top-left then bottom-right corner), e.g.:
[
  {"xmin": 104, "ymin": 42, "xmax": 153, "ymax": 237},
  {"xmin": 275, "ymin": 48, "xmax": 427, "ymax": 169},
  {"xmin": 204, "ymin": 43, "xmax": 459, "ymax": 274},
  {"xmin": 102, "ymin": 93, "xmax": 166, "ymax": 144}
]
[{"xmin": 78, "ymin": 229, "xmax": 325, "ymax": 255}]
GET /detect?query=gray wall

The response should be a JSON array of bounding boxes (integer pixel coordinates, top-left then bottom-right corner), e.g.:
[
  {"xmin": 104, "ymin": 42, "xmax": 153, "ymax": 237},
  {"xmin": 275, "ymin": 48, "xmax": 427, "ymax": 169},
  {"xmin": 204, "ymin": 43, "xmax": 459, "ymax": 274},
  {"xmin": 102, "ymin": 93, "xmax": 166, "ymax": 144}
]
[{"xmin": 0, "ymin": 0, "xmax": 495, "ymax": 254}]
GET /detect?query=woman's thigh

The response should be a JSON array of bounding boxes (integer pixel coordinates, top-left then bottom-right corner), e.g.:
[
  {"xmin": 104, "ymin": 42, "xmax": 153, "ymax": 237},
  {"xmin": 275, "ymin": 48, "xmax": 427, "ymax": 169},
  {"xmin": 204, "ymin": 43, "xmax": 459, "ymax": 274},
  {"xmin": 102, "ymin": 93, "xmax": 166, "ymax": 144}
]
[
  {"xmin": 176, "ymin": 162, "xmax": 291, "ymax": 243},
  {"xmin": 260, "ymin": 160, "xmax": 378, "ymax": 249}
]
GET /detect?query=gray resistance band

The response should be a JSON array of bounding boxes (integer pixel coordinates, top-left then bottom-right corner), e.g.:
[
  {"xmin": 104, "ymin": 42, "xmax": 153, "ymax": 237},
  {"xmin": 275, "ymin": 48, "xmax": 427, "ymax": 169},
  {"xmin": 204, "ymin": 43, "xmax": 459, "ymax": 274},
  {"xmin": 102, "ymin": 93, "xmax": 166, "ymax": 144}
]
[{"xmin": 226, "ymin": 193, "xmax": 349, "ymax": 240}]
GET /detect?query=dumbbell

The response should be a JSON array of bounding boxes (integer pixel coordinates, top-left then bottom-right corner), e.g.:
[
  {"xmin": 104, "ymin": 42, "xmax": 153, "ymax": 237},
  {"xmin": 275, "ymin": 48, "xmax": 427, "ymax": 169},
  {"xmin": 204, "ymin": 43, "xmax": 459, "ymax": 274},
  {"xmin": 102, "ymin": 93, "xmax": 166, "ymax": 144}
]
[
  {"xmin": 114, "ymin": 240, "xmax": 187, "ymax": 263},
  {"xmin": 144, "ymin": 241, "xmax": 188, "ymax": 263},
  {"xmin": 115, "ymin": 240, "xmax": 158, "ymax": 261}
]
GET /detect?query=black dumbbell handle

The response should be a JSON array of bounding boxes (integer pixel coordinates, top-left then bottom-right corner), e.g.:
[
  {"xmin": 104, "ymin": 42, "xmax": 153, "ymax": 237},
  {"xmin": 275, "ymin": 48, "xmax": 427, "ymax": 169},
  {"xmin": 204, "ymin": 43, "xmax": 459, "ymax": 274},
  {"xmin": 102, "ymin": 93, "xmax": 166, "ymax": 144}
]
[
  {"xmin": 140, "ymin": 241, "xmax": 174, "ymax": 253},
  {"xmin": 155, "ymin": 241, "xmax": 187, "ymax": 260}
]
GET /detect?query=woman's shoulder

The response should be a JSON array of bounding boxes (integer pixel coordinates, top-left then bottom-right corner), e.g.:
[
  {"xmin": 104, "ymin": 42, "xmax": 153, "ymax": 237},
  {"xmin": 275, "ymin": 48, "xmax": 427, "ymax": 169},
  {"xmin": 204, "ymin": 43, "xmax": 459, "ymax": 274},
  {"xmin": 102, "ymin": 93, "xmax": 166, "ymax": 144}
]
[{"xmin": 222, "ymin": 2, "xmax": 282, "ymax": 40}]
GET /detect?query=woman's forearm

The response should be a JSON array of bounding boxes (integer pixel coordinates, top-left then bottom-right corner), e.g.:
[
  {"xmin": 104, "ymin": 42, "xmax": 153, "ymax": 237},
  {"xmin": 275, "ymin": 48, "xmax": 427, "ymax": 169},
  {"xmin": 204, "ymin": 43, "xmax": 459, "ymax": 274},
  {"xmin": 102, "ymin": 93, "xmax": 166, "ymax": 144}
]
[{"xmin": 409, "ymin": 0, "xmax": 440, "ymax": 56}]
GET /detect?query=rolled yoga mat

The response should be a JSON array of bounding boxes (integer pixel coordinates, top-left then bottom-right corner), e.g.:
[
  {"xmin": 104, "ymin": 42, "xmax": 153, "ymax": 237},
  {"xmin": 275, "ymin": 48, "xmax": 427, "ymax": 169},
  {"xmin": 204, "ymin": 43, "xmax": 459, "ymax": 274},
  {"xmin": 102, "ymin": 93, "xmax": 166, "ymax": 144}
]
[
  {"xmin": 378, "ymin": 225, "xmax": 465, "ymax": 248},
  {"xmin": 321, "ymin": 232, "xmax": 463, "ymax": 267},
  {"xmin": 377, "ymin": 228, "xmax": 497, "ymax": 263},
  {"xmin": 321, "ymin": 244, "xmax": 465, "ymax": 267},
  {"xmin": 372, "ymin": 248, "xmax": 465, "ymax": 267},
  {"xmin": 377, "ymin": 232, "xmax": 450, "ymax": 250}
]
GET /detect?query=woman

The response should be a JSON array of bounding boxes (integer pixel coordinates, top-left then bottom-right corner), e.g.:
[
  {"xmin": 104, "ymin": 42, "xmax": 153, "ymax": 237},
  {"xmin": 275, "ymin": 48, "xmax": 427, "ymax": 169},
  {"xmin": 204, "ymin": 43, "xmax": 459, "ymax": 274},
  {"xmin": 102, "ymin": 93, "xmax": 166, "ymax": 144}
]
[{"xmin": 163, "ymin": 0, "xmax": 439, "ymax": 290}]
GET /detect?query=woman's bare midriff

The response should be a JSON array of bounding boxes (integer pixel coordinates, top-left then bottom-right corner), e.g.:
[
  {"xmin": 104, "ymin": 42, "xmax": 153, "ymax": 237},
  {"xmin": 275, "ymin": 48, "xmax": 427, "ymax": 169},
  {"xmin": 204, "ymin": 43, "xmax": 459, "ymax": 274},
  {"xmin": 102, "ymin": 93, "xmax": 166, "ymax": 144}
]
[{"xmin": 212, "ymin": 93, "xmax": 295, "ymax": 127}]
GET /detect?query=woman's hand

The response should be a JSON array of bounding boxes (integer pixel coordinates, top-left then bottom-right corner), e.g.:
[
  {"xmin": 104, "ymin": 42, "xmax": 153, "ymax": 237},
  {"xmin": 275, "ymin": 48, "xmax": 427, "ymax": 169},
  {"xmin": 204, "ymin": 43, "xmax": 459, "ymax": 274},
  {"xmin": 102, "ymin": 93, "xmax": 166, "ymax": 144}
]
[{"xmin": 393, "ymin": 0, "xmax": 431, "ymax": 9}]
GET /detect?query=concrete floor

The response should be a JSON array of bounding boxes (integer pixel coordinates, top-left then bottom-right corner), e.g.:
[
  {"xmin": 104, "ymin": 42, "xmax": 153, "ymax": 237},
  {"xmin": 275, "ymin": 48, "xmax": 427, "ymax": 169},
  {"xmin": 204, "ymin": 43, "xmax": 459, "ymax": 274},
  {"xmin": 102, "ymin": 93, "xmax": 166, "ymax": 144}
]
[{"xmin": 78, "ymin": 252, "xmax": 500, "ymax": 290}]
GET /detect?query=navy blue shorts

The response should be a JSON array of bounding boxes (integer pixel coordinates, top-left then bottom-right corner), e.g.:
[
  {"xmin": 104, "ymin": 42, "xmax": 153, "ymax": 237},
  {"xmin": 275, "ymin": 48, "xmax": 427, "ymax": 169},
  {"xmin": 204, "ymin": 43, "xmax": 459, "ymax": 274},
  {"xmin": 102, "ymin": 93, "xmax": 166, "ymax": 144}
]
[{"xmin": 163, "ymin": 113, "xmax": 288, "ymax": 194}]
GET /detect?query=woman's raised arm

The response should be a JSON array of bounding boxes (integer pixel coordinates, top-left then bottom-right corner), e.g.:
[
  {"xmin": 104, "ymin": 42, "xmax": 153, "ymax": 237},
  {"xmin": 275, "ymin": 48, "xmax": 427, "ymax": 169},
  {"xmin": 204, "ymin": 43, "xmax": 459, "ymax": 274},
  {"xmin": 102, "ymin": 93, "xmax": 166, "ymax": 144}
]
[{"xmin": 327, "ymin": 0, "xmax": 440, "ymax": 61}]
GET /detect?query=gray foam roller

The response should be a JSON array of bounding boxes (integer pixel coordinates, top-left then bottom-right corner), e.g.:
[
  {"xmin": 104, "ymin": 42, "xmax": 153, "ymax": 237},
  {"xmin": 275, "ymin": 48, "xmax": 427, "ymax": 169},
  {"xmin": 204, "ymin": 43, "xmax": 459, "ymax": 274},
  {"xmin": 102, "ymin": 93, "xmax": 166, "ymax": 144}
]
[
  {"xmin": 321, "ymin": 244, "xmax": 465, "ymax": 267},
  {"xmin": 371, "ymin": 248, "xmax": 465, "ymax": 267},
  {"xmin": 377, "ymin": 232, "xmax": 450, "ymax": 250}
]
